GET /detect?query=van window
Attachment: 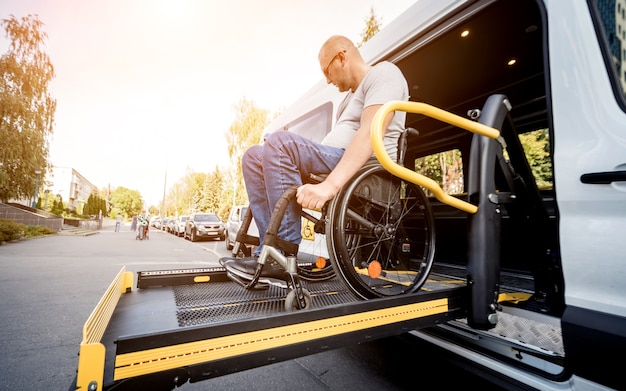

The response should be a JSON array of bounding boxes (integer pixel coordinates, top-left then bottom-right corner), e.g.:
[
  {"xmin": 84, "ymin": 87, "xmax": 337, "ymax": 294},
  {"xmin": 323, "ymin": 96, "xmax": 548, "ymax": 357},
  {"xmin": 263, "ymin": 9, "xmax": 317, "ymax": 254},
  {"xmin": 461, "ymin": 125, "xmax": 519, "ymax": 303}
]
[
  {"xmin": 413, "ymin": 131, "xmax": 552, "ymax": 196},
  {"xmin": 414, "ymin": 149, "xmax": 464, "ymax": 196},
  {"xmin": 279, "ymin": 102, "xmax": 333, "ymax": 143},
  {"xmin": 592, "ymin": 0, "xmax": 626, "ymax": 104}
]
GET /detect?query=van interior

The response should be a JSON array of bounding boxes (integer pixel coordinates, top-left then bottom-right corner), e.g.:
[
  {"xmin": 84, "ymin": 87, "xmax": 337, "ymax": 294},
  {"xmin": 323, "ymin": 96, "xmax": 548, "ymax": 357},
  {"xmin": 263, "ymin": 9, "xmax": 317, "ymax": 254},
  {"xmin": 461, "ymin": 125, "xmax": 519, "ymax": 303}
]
[{"xmin": 388, "ymin": 0, "xmax": 564, "ymax": 316}]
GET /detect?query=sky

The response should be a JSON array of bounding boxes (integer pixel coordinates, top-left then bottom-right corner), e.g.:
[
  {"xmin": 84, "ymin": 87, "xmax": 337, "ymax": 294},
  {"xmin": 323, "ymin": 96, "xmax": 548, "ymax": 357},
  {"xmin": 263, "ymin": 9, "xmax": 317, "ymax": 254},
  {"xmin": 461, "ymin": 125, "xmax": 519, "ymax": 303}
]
[{"xmin": 0, "ymin": 0, "xmax": 417, "ymax": 207}]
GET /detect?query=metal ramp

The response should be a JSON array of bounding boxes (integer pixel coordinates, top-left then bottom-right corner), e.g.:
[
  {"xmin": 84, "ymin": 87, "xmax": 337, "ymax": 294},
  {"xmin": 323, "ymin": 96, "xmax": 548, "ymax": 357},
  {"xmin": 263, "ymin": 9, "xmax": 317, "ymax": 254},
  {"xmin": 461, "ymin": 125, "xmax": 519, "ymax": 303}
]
[{"xmin": 73, "ymin": 267, "xmax": 467, "ymax": 391}]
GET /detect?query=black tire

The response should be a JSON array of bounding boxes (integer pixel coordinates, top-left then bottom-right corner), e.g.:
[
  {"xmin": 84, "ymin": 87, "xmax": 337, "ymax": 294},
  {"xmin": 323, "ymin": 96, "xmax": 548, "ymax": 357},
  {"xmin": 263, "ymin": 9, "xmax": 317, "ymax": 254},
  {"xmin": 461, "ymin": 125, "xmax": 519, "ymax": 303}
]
[
  {"xmin": 285, "ymin": 288, "xmax": 311, "ymax": 311},
  {"xmin": 190, "ymin": 229, "xmax": 197, "ymax": 242},
  {"xmin": 225, "ymin": 231, "xmax": 234, "ymax": 250},
  {"xmin": 327, "ymin": 164, "xmax": 435, "ymax": 299}
]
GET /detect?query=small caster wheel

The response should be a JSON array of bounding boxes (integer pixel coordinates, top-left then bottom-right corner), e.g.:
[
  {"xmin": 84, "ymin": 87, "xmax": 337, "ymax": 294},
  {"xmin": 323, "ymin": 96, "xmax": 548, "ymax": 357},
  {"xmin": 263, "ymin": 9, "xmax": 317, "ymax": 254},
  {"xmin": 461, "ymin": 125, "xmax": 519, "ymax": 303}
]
[{"xmin": 285, "ymin": 288, "xmax": 311, "ymax": 311}]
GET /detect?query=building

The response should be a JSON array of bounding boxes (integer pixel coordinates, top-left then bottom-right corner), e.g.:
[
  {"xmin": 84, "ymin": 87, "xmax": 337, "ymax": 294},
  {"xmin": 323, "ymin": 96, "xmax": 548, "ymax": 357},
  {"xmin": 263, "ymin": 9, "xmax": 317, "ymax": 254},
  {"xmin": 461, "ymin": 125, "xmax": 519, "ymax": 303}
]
[
  {"xmin": 596, "ymin": 0, "xmax": 626, "ymax": 91},
  {"xmin": 45, "ymin": 166, "xmax": 98, "ymax": 212}
]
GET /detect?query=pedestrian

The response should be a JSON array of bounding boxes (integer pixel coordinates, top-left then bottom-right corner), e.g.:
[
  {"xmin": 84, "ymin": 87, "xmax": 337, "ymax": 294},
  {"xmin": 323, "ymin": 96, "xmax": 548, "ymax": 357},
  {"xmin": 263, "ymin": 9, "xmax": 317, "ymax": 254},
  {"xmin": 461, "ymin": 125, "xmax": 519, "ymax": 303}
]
[
  {"xmin": 137, "ymin": 210, "xmax": 149, "ymax": 240},
  {"xmin": 222, "ymin": 35, "xmax": 408, "ymax": 279},
  {"xmin": 114, "ymin": 213, "xmax": 122, "ymax": 232},
  {"xmin": 130, "ymin": 215, "xmax": 137, "ymax": 231}
]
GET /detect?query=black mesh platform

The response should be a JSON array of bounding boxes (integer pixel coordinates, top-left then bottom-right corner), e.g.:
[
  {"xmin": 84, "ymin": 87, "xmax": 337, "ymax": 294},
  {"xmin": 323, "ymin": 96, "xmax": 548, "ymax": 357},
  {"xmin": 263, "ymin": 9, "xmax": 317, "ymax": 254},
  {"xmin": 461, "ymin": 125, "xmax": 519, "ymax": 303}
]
[{"xmin": 173, "ymin": 278, "xmax": 358, "ymax": 326}]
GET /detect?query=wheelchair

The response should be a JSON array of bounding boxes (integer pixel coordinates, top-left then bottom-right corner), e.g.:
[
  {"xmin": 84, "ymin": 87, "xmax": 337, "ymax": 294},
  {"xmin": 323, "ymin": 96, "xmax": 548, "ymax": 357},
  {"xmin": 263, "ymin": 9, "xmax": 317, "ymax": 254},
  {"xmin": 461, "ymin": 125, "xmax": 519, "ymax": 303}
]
[
  {"xmin": 225, "ymin": 128, "xmax": 436, "ymax": 310},
  {"xmin": 136, "ymin": 224, "xmax": 149, "ymax": 240}
]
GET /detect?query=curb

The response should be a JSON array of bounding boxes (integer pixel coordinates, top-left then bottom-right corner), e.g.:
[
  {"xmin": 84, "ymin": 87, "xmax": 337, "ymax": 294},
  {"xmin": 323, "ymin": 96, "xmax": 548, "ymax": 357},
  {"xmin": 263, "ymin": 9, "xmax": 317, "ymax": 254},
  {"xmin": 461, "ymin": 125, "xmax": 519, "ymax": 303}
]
[{"xmin": 58, "ymin": 229, "xmax": 100, "ymax": 237}]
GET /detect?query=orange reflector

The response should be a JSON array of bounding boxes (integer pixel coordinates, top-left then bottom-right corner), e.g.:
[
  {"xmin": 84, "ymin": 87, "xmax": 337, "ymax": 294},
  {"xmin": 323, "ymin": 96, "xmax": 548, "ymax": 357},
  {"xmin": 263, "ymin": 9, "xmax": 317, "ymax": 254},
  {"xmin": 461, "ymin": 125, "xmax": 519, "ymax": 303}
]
[
  {"xmin": 194, "ymin": 276, "xmax": 210, "ymax": 283},
  {"xmin": 368, "ymin": 260, "xmax": 382, "ymax": 278},
  {"xmin": 315, "ymin": 257, "xmax": 327, "ymax": 269}
]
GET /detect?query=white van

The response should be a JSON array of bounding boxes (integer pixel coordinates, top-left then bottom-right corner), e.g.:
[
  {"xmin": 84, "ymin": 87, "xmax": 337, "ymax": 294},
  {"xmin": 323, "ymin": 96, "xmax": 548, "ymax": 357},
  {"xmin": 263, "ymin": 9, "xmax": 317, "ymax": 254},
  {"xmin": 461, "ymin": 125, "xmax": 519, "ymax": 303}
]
[{"xmin": 260, "ymin": 1, "xmax": 626, "ymax": 389}]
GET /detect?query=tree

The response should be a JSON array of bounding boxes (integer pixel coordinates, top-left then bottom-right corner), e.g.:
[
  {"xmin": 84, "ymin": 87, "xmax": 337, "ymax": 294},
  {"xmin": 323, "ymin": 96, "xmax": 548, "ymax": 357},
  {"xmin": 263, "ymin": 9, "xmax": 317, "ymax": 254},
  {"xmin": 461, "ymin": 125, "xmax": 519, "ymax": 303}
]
[
  {"xmin": 200, "ymin": 166, "xmax": 224, "ymax": 214},
  {"xmin": 415, "ymin": 149, "xmax": 464, "ymax": 196},
  {"xmin": 110, "ymin": 187, "xmax": 143, "ymax": 218},
  {"xmin": 0, "ymin": 15, "xmax": 56, "ymax": 202},
  {"xmin": 357, "ymin": 7, "xmax": 382, "ymax": 47},
  {"xmin": 519, "ymin": 129, "xmax": 552, "ymax": 188},
  {"xmin": 184, "ymin": 170, "xmax": 207, "ymax": 213},
  {"xmin": 51, "ymin": 195, "xmax": 64, "ymax": 215},
  {"xmin": 225, "ymin": 98, "xmax": 269, "ymax": 207},
  {"xmin": 83, "ymin": 192, "xmax": 108, "ymax": 217}
]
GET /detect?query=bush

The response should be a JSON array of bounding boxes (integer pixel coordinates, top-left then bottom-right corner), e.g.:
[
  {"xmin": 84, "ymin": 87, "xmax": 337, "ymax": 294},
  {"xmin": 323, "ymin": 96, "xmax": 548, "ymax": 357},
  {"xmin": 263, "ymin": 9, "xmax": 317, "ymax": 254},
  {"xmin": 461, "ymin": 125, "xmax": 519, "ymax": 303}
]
[
  {"xmin": 22, "ymin": 225, "xmax": 56, "ymax": 238},
  {"xmin": 0, "ymin": 219, "xmax": 56, "ymax": 244},
  {"xmin": 0, "ymin": 218, "xmax": 25, "ymax": 243}
]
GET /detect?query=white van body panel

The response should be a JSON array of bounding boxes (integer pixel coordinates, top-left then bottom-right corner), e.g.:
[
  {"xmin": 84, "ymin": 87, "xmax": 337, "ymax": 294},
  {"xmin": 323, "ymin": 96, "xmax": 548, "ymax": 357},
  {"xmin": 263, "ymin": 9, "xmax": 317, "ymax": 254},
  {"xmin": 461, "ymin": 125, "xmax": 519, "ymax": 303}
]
[
  {"xmin": 263, "ymin": 0, "xmax": 469, "ymax": 137},
  {"xmin": 547, "ymin": 0, "xmax": 626, "ymax": 317}
]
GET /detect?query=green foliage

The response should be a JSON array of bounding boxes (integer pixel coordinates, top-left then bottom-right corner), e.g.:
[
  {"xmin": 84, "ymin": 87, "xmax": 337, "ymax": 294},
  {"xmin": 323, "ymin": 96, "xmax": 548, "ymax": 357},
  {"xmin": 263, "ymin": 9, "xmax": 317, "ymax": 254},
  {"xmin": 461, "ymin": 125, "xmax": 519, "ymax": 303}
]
[
  {"xmin": 0, "ymin": 218, "xmax": 56, "ymax": 244},
  {"xmin": 148, "ymin": 205, "xmax": 159, "ymax": 216},
  {"xmin": 415, "ymin": 149, "xmax": 464, "ymax": 195},
  {"xmin": 83, "ymin": 192, "xmax": 108, "ymax": 217},
  {"xmin": 38, "ymin": 191, "xmax": 56, "ymax": 212},
  {"xmin": 226, "ymin": 98, "xmax": 269, "ymax": 207},
  {"xmin": 110, "ymin": 187, "xmax": 143, "ymax": 218},
  {"xmin": 519, "ymin": 129, "xmax": 552, "ymax": 189},
  {"xmin": 22, "ymin": 224, "xmax": 55, "ymax": 237},
  {"xmin": 0, "ymin": 218, "xmax": 24, "ymax": 242},
  {"xmin": 414, "ymin": 129, "xmax": 552, "ymax": 196},
  {"xmin": 201, "ymin": 167, "xmax": 224, "ymax": 214},
  {"xmin": 0, "ymin": 15, "xmax": 56, "ymax": 202},
  {"xmin": 357, "ymin": 7, "xmax": 382, "ymax": 47},
  {"xmin": 51, "ymin": 195, "xmax": 64, "ymax": 215}
]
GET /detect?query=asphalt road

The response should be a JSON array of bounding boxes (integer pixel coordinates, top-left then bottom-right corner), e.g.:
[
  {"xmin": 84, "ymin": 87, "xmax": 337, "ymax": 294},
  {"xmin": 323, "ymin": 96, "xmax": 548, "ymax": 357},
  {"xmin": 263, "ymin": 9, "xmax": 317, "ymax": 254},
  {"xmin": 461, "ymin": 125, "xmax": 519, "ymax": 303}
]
[{"xmin": 0, "ymin": 220, "xmax": 506, "ymax": 391}]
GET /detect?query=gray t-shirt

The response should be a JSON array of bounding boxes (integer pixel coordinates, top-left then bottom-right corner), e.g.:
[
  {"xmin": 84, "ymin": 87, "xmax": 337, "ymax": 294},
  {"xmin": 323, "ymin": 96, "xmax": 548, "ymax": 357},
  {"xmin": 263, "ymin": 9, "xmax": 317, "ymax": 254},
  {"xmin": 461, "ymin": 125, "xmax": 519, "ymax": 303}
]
[{"xmin": 320, "ymin": 61, "xmax": 409, "ymax": 161}]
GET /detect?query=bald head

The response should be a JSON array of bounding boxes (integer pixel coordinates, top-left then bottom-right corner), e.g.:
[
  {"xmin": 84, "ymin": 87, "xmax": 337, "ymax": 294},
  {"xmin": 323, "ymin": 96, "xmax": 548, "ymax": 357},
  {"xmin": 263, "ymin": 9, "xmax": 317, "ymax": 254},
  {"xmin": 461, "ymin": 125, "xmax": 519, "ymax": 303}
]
[
  {"xmin": 318, "ymin": 35, "xmax": 369, "ymax": 92},
  {"xmin": 318, "ymin": 35, "xmax": 357, "ymax": 63}
]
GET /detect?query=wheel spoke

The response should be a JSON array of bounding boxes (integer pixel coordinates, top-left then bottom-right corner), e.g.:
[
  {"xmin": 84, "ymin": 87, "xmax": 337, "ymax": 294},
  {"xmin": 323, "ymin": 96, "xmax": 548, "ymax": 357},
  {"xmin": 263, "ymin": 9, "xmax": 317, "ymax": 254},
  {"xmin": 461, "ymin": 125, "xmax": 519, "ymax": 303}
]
[{"xmin": 328, "ymin": 165, "xmax": 435, "ymax": 299}]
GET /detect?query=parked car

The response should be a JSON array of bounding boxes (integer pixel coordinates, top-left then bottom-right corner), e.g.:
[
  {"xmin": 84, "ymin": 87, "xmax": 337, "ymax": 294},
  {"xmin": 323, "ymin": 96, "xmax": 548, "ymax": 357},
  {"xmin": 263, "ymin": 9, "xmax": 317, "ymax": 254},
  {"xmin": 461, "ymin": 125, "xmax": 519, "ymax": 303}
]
[
  {"xmin": 225, "ymin": 205, "xmax": 251, "ymax": 250},
  {"xmin": 167, "ymin": 218, "xmax": 177, "ymax": 234},
  {"xmin": 184, "ymin": 213, "xmax": 225, "ymax": 242},
  {"xmin": 161, "ymin": 218, "xmax": 171, "ymax": 232},
  {"xmin": 173, "ymin": 215, "xmax": 188, "ymax": 237},
  {"xmin": 152, "ymin": 218, "xmax": 162, "ymax": 230},
  {"xmin": 225, "ymin": 205, "xmax": 260, "ymax": 255}
]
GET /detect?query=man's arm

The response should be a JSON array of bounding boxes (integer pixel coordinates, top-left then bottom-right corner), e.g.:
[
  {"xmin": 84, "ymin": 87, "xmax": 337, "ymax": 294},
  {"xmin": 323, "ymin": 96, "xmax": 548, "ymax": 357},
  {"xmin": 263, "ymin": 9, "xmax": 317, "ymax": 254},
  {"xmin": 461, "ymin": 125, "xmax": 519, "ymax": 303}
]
[{"xmin": 296, "ymin": 104, "xmax": 394, "ymax": 210}]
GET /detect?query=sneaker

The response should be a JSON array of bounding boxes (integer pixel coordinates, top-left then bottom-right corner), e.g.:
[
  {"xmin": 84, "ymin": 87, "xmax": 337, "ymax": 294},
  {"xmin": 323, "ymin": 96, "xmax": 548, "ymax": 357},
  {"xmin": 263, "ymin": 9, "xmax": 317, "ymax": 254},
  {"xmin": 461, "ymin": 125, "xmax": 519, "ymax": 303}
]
[
  {"xmin": 219, "ymin": 255, "xmax": 258, "ymax": 267},
  {"xmin": 224, "ymin": 257, "xmax": 287, "ymax": 280}
]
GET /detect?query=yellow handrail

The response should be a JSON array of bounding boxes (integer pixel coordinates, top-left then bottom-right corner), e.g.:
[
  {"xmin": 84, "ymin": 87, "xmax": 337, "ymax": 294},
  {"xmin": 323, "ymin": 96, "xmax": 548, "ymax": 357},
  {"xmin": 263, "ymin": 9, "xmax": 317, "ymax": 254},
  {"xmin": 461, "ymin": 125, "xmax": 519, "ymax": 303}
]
[{"xmin": 371, "ymin": 101, "xmax": 501, "ymax": 214}]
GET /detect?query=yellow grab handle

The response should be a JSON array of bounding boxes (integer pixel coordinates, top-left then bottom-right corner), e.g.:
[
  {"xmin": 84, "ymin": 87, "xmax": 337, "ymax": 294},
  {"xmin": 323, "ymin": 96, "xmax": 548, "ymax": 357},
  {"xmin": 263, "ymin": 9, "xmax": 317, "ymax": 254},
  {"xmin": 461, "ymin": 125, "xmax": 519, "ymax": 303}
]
[{"xmin": 371, "ymin": 101, "xmax": 500, "ymax": 214}]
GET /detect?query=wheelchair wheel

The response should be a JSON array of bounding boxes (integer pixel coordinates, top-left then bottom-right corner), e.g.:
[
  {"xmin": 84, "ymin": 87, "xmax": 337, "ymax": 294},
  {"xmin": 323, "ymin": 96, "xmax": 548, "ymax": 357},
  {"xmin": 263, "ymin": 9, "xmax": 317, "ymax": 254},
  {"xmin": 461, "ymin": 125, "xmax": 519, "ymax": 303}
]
[{"xmin": 327, "ymin": 164, "xmax": 435, "ymax": 299}]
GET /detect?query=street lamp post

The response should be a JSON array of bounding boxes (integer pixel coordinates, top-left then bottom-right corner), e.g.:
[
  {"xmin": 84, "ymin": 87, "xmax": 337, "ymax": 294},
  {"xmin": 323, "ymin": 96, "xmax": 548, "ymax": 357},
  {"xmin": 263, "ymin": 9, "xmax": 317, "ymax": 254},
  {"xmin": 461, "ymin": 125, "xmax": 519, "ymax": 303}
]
[
  {"xmin": 32, "ymin": 169, "xmax": 42, "ymax": 208},
  {"xmin": 43, "ymin": 189, "xmax": 50, "ymax": 211}
]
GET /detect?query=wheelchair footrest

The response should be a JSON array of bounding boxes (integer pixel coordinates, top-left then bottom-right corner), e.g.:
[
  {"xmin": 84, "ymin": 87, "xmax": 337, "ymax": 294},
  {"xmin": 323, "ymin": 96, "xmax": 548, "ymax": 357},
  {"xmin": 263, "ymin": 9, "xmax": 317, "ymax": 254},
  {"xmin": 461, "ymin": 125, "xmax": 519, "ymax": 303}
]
[{"xmin": 226, "ymin": 270, "xmax": 269, "ymax": 290}]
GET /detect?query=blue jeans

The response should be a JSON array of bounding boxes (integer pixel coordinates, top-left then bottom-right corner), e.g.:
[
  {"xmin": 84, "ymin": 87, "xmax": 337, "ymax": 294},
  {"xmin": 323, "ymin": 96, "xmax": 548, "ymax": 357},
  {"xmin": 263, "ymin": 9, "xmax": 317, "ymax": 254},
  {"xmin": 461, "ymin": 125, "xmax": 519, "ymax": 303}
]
[{"xmin": 242, "ymin": 131, "xmax": 345, "ymax": 255}]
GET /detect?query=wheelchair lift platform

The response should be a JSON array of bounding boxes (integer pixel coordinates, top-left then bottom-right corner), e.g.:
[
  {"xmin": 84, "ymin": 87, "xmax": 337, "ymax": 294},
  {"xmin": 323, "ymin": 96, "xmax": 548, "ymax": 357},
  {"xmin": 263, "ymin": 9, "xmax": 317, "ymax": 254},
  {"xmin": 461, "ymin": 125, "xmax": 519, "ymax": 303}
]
[{"xmin": 75, "ymin": 266, "xmax": 466, "ymax": 390}]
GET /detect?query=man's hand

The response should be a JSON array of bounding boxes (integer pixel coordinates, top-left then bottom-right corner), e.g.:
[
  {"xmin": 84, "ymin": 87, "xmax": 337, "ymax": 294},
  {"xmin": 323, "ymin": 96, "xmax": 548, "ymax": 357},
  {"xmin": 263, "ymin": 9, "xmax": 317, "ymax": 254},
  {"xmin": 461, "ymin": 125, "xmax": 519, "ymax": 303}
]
[{"xmin": 296, "ymin": 182, "xmax": 338, "ymax": 210}]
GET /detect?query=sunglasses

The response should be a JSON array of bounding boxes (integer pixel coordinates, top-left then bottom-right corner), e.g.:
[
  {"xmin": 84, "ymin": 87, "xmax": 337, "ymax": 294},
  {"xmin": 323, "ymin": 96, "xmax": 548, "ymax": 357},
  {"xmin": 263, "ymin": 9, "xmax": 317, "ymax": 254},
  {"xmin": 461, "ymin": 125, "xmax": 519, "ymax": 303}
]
[{"xmin": 323, "ymin": 50, "xmax": 345, "ymax": 78}]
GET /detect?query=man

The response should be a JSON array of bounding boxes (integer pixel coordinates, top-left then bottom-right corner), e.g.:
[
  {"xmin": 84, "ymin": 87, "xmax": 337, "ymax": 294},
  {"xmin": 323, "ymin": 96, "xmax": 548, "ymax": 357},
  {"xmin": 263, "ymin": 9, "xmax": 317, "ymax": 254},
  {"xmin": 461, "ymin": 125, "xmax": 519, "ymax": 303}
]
[
  {"xmin": 137, "ymin": 210, "xmax": 149, "ymax": 240},
  {"xmin": 223, "ymin": 35, "xmax": 408, "ymax": 278},
  {"xmin": 114, "ymin": 213, "xmax": 122, "ymax": 232}
]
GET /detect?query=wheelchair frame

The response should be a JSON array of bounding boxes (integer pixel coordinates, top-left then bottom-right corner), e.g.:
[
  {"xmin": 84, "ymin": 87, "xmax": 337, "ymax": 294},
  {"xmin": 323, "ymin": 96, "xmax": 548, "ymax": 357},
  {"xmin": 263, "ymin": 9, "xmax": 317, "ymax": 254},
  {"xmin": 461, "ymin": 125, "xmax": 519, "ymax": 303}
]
[{"xmin": 227, "ymin": 128, "xmax": 438, "ymax": 309}]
